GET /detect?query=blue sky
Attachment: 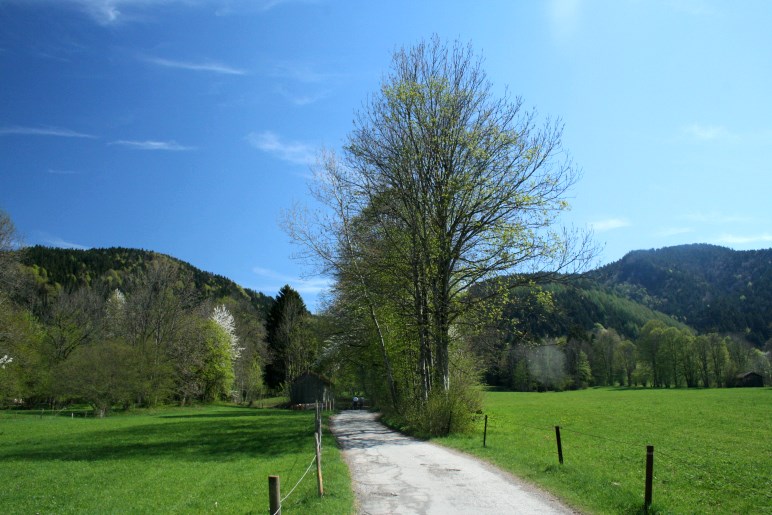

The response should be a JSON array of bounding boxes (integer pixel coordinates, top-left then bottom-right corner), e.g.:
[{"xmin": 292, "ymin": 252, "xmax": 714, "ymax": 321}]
[{"xmin": 1, "ymin": 0, "xmax": 771, "ymax": 310}]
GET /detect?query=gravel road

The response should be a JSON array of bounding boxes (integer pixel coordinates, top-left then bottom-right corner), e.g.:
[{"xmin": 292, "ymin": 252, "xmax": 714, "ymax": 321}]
[{"xmin": 330, "ymin": 410, "xmax": 577, "ymax": 515}]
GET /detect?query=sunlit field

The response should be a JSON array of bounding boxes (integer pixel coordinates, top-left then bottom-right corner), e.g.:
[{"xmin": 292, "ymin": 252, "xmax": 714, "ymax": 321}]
[
  {"xmin": 0, "ymin": 405, "xmax": 353, "ymax": 514},
  {"xmin": 438, "ymin": 388, "xmax": 771, "ymax": 514}
]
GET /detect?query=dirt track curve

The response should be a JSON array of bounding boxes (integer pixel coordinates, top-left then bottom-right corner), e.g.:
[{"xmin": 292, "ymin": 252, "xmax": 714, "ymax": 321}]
[{"xmin": 330, "ymin": 410, "xmax": 578, "ymax": 515}]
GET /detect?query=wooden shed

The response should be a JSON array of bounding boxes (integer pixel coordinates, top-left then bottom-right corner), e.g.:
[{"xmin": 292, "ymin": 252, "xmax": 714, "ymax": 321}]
[
  {"xmin": 289, "ymin": 372, "xmax": 333, "ymax": 405},
  {"xmin": 735, "ymin": 371, "xmax": 764, "ymax": 387}
]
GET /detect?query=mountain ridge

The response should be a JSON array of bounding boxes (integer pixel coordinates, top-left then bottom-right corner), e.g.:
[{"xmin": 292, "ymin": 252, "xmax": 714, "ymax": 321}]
[{"xmin": 593, "ymin": 243, "xmax": 772, "ymax": 344}]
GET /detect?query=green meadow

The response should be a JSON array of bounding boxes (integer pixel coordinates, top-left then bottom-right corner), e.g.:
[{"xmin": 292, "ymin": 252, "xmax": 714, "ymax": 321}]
[
  {"xmin": 438, "ymin": 388, "xmax": 772, "ymax": 514},
  {"xmin": 0, "ymin": 405, "xmax": 354, "ymax": 514}
]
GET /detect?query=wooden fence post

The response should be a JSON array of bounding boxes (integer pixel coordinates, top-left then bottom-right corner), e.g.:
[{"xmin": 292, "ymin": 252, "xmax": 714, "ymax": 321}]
[
  {"xmin": 315, "ymin": 401, "xmax": 321, "ymax": 436},
  {"xmin": 483, "ymin": 415, "xmax": 488, "ymax": 448},
  {"xmin": 555, "ymin": 426, "xmax": 564, "ymax": 465},
  {"xmin": 268, "ymin": 475, "xmax": 281, "ymax": 515},
  {"xmin": 644, "ymin": 445, "xmax": 654, "ymax": 511},
  {"xmin": 315, "ymin": 431, "xmax": 324, "ymax": 497}
]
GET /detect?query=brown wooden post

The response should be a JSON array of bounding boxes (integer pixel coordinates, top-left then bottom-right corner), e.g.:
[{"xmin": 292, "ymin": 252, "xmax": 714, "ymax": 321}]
[
  {"xmin": 555, "ymin": 426, "xmax": 564, "ymax": 465},
  {"xmin": 483, "ymin": 415, "xmax": 488, "ymax": 448},
  {"xmin": 268, "ymin": 475, "xmax": 281, "ymax": 515},
  {"xmin": 315, "ymin": 431, "xmax": 324, "ymax": 497},
  {"xmin": 644, "ymin": 445, "xmax": 654, "ymax": 511}
]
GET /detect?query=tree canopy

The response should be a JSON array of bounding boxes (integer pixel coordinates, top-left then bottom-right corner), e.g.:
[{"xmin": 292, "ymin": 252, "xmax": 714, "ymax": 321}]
[{"xmin": 286, "ymin": 36, "xmax": 595, "ymax": 433}]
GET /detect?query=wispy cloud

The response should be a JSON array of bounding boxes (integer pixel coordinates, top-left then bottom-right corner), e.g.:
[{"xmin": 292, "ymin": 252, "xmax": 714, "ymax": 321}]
[
  {"xmin": 682, "ymin": 123, "xmax": 736, "ymax": 142},
  {"xmin": 109, "ymin": 139, "xmax": 195, "ymax": 151},
  {"xmin": 252, "ymin": 266, "xmax": 332, "ymax": 296},
  {"xmin": 40, "ymin": 234, "xmax": 90, "ymax": 250},
  {"xmin": 144, "ymin": 56, "xmax": 247, "ymax": 76},
  {"xmin": 215, "ymin": 0, "xmax": 316, "ymax": 16},
  {"xmin": 0, "ymin": 125, "xmax": 97, "ymax": 139},
  {"xmin": 547, "ymin": 0, "xmax": 582, "ymax": 43},
  {"xmin": 591, "ymin": 218, "xmax": 631, "ymax": 232},
  {"xmin": 713, "ymin": 233, "xmax": 772, "ymax": 245},
  {"xmin": 9, "ymin": 0, "xmax": 138, "ymax": 25},
  {"xmin": 683, "ymin": 211, "xmax": 753, "ymax": 224},
  {"xmin": 667, "ymin": 0, "xmax": 718, "ymax": 17},
  {"xmin": 275, "ymin": 86, "xmax": 329, "ymax": 106},
  {"xmin": 267, "ymin": 60, "xmax": 345, "ymax": 107},
  {"xmin": 246, "ymin": 131, "xmax": 315, "ymax": 165},
  {"xmin": 270, "ymin": 61, "xmax": 339, "ymax": 84},
  {"xmin": 656, "ymin": 227, "xmax": 693, "ymax": 237},
  {"xmin": 11, "ymin": 0, "xmax": 305, "ymax": 25}
]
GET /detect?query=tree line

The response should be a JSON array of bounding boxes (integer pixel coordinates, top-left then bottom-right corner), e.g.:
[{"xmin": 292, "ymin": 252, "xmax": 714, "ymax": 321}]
[
  {"xmin": 475, "ymin": 320, "xmax": 771, "ymax": 392},
  {"xmin": 0, "ymin": 212, "xmax": 323, "ymax": 416}
]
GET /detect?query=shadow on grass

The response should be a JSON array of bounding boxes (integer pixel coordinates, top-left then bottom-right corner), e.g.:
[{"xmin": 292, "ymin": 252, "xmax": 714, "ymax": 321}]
[
  {"xmin": 0, "ymin": 409, "xmax": 319, "ymax": 463},
  {"xmin": 159, "ymin": 410, "xmax": 265, "ymax": 419}
]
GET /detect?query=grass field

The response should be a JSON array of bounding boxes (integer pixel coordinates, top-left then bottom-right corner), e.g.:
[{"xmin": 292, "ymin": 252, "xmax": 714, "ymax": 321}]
[
  {"xmin": 437, "ymin": 388, "xmax": 772, "ymax": 514},
  {"xmin": 0, "ymin": 405, "xmax": 354, "ymax": 514}
]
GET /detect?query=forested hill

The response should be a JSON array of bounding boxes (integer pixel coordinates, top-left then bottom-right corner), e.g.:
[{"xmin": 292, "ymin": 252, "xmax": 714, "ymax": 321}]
[
  {"xmin": 496, "ymin": 281, "xmax": 688, "ymax": 342},
  {"xmin": 18, "ymin": 246, "xmax": 274, "ymax": 315},
  {"xmin": 594, "ymin": 244, "xmax": 772, "ymax": 345}
]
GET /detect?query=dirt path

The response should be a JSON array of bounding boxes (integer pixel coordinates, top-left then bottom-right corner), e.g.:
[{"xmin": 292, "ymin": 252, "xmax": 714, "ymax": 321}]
[{"xmin": 330, "ymin": 410, "xmax": 577, "ymax": 515}]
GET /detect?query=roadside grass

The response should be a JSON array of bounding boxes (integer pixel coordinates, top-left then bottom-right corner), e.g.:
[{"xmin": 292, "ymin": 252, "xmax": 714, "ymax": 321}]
[
  {"xmin": 437, "ymin": 388, "xmax": 772, "ymax": 514},
  {"xmin": 0, "ymin": 405, "xmax": 353, "ymax": 514}
]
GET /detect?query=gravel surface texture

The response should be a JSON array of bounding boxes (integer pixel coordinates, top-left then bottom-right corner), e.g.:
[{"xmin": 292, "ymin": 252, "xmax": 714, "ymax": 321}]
[{"xmin": 330, "ymin": 410, "xmax": 578, "ymax": 515}]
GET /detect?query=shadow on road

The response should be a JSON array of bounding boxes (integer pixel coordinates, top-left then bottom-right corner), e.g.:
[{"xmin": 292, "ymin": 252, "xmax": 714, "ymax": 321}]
[{"xmin": 330, "ymin": 411, "xmax": 413, "ymax": 450}]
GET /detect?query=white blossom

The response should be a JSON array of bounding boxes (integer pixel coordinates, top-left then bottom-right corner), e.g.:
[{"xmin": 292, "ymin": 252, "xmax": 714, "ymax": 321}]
[
  {"xmin": 0, "ymin": 354, "xmax": 12, "ymax": 369},
  {"xmin": 211, "ymin": 305, "xmax": 243, "ymax": 360}
]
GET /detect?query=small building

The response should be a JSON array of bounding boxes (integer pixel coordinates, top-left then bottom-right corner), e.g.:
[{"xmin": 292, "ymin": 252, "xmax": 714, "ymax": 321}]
[
  {"xmin": 289, "ymin": 372, "xmax": 333, "ymax": 405},
  {"xmin": 735, "ymin": 371, "xmax": 764, "ymax": 388}
]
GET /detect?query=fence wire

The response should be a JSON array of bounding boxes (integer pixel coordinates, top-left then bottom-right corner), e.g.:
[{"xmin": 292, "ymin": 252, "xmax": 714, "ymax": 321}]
[
  {"xmin": 483, "ymin": 413, "xmax": 772, "ymax": 507},
  {"xmin": 271, "ymin": 453, "xmax": 318, "ymax": 515},
  {"xmin": 271, "ymin": 407, "xmax": 325, "ymax": 515}
]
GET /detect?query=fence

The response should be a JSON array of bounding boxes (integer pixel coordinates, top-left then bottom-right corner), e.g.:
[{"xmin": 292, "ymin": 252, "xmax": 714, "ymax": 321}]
[
  {"xmin": 268, "ymin": 401, "xmax": 328, "ymax": 515},
  {"xmin": 479, "ymin": 414, "xmax": 772, "ymax": 513}
]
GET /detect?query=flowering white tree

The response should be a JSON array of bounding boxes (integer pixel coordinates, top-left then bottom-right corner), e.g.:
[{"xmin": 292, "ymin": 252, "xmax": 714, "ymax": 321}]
[
  {"xmin": 0, "ymin": 354, "xmax": 11, "ymax": 369},
  {"xmin": 105, "ymin": 289, "xmax": 126, "ymax": 337},
  {"xmin": 211, "ymin": 305, "xmax": 243, "ymax": 361}
]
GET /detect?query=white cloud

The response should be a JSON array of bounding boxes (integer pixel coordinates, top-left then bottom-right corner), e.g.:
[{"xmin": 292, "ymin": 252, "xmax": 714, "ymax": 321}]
[
  {"xmin": 109, "ymin": 139, "xmax": 195, "ymax": 150},
  {"xmin": 547, "ymin": 0, "xmax": 582, "ymax": 43},
  {"xmin": 215, "ymin": 0, "xmax": 317, "ymax": 16},
  {"xmin": 0, "ymin": 125, "xmax": 97, "ymax": 138},
  {"xmin": 275, "ymin": 86, "xmax": 329, "ymax": 106},
  {"xmin": 713, "ymin": 233, "xmax": 772, "ymax": 245},
  {"xmin": 667, "ymin": 0, "xmax": 718, "ymax": 17},
  {"xmin": 40, "ymin": 235, "xmax": 90, "ymax": 250},
  {"xmin": 16, "ymin": 0, "xmax": 139, "ymax": 25},
  {"xmin": 682, "ymin": 123, "xmax": 735, "ymax": 142},
  {"xmin": 252, "ymin": 266, "xmax": 332, "ymax": 296},
  {"xmin": 656, "ymin": 227, "xmax": 693, "ymax": 237},
  {"xmin": 591, "ymin": 218, "xmax": 630, "ymax": 232},
  {"xmin": 10, "ymin": 0, "xmax": 308, "ymax": 25},
  {"xmin": 683, "ymin": 211, "xmax": 753, "ymax": 224},
  {"xmin": 145, "ymin": 56, "xmax": 247, "ymax": 76},
  {"xmin": 270, "ymin": 61, "xmax": 338, "ymax": 84},
  {"xmin": 246, "ymin": 131, "xmax": 315, "ymax": 165}
]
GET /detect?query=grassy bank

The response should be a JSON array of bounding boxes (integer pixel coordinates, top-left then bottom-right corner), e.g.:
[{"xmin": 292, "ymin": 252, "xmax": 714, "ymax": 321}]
[
  {"xmin": 0, "ymin": 405, "xmax": 353, "ymax": 514},
  {"xmin": 437, "ymin": 388, "xmax": 771, "ymax": 514}
]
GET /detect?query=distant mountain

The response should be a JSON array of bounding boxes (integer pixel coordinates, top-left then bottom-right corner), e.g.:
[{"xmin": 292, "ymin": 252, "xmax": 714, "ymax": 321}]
[
  {"xmin": 18, "ymin": 246, "xmax": 274, "ymax": 316},
  {"xmin": 594, "ymin": 244, "xmax": 772, "ymax": 345}
]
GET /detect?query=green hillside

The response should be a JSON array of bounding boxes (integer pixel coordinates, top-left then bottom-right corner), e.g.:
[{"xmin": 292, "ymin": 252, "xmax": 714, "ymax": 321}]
[
  {"xmin": 18, "ymin": 246, "xmax": 274, "ymax": 316},
  {"xmin": 594, "ymin": 244, "xmax": 772, "ymax": 345},
  {"xmin": 500, "ymin": 280, "xmax": 688, "ymax": 342}
]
